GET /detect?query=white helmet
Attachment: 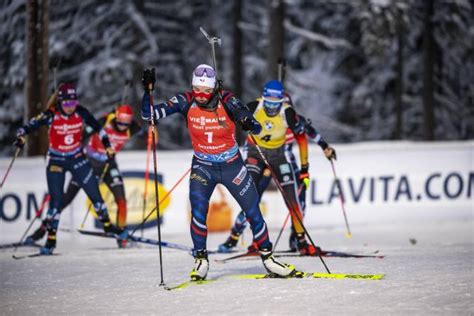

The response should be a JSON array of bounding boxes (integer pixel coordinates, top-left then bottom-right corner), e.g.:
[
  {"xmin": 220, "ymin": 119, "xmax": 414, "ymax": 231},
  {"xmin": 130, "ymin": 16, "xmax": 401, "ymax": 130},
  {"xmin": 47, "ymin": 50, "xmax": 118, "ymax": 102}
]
[{"xmin": 192, "ymin": 64, "xmax": 216, "ymax": 88}]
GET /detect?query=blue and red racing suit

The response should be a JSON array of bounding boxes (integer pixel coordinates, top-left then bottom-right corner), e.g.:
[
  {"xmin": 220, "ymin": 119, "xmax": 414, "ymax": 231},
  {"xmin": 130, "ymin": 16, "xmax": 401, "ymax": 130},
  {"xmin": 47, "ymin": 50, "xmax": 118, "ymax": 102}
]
[
  {"xmin": 142, "ymin": 90, "xmax": 272, "ymax": 251},
  {"xmin": 60, "ymin": 112, "xmax": 144, "ymax": 228},
  {"xmin": 19, "ymin": 105, "xmax": 114, "ymax": 235}
]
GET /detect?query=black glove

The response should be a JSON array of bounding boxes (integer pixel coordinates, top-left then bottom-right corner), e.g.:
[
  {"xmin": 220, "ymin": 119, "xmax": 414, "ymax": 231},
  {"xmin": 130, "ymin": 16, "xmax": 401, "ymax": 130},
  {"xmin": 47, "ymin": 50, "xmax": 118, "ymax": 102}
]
[
  {"xmin": 105, "ymin": 147, "xmax": 116, "ymax": 161},
  {"xmin": 142, "ymin": 68, "xmax": 156, "ymax": 91},
  {"xmin": 324, "ymin": 147, "xmax": 337, "ymax": 161},
  {"xmin": 14, "ymin": 128, "xmax": 26, "ymax": 148},
  {"xmin": 241, "ymin": 117, "xmax": 262, "ymax": 135}
]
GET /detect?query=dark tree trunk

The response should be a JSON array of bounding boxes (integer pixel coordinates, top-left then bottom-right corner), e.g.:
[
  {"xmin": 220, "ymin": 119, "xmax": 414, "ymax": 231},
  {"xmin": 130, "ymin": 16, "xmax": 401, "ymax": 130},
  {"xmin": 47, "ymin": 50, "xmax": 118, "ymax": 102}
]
[
  {"xmin": 422, "ymin": 0, "xmax": 435, "ymax": 140},
  {"xmin": 233, "ymin": 0, "xmax": 245, "ymax": 145},
  {"xmin": 233, "ymin": 0, "xmax": 243, "ymax": 98},
  {"xmin": 268, "ymin": 0, "xmax": 285, "ymax": 79},
  {"xmin": 26, "ymin": 0, "xmax": 49, "ymax": 156},
  {"xmin": 394, "ymin": 8, "xmax": 404, "ymax": 139}
]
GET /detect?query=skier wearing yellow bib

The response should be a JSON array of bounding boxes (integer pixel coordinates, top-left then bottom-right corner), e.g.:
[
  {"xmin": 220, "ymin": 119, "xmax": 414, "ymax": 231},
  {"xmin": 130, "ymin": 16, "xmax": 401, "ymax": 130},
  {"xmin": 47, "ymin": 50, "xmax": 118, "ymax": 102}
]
[{"xmin": 219, "ymin": 80, "xmax": 322, "ymax": 255}]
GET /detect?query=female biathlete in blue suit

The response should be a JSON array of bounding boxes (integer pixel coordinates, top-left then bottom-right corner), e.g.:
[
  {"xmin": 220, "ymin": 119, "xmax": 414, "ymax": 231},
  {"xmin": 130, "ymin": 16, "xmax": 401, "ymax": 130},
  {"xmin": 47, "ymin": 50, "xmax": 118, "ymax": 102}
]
[
  {"xmin": 141, "ymin": 64, "xmax": 298, "ymax": 280},
  {"xmin": 15, "ymin": 83, "xmax": 126, "ymax": 254}
]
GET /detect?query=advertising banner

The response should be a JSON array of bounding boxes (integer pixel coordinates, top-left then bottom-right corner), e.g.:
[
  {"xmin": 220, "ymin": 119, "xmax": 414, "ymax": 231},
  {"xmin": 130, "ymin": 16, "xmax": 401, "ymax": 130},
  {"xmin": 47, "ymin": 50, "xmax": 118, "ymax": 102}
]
[{"xmin": 0, "ymin": 141, "xmax": 472, "ymax": 242}]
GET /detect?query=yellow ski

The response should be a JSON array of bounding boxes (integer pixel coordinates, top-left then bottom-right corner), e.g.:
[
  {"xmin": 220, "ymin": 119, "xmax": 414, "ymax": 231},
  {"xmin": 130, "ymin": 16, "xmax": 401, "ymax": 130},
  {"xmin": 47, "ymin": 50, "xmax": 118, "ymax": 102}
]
[
  {"xmin": 230, "ymin": 272, "xmax": 384, "ymax": 280},
  {"xmin": 164, "ymin": 272, "xmax": 385, "ymax": 290},
  {"xmin": 312, "ymin": 273, "xmax": 384, "ymax": 280},
  {"xmin": 164, "ymin": 279, "xmax": 215, "ymax": 291}
]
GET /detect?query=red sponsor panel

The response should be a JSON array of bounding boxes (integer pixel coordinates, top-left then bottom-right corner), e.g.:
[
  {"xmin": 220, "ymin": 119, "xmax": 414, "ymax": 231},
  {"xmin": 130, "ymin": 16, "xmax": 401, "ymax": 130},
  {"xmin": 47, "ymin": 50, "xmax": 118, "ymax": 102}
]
[
  {"xmin": 48, "ymin": 111, "xmax": 84, "ymax": 153},
  {"xmin": 187, "ymin": 104, "xmax": 236, "ymax": 155}
]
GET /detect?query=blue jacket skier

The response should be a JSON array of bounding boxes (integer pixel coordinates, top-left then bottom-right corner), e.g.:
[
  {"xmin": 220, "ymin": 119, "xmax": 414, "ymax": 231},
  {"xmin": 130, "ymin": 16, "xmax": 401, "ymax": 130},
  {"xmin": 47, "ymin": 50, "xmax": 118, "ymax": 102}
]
[
  {"xmin": 15, "ymin": 83, "xmax": 126, "ymax": 254},
  {"xmin": 141, "ymin": 64, "xmax": 298, "ymax": 280}
]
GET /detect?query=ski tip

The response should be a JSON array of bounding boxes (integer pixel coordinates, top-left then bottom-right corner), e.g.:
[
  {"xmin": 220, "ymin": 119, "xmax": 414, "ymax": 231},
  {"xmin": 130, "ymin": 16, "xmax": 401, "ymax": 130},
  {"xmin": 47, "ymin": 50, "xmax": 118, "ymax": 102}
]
[
  {"xmin": 345, "ymin": 233, "xmax": 353, "ymax": 238},
  {"xmin": 164, "ymin": 279, "xmax": 212, "ymax": 291},
  {"xmin": 164, "ymin": 283, "xmax": 184, "ymax": 291},
  {"xmin": 312, "ymin": 273, "xmax": 385, "ymax": 280}
]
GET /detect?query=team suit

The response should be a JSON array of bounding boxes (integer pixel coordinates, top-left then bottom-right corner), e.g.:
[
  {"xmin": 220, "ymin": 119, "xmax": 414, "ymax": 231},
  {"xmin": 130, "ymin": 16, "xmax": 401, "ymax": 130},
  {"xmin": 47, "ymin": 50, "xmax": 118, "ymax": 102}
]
[
  {"xmin": 26, "ymin": 106, "xmax": 142, "ymax": 245},
  {"xmin": 141, "ymin": 64, "xmax": 297, "ymax": 280},
  {"xmin": 218, "ymin": 89, "xmax": 319, "ymax": 255},
  {"xmin": 141, "ymin": 89, "xmax": 273, "ymax": 251},
  {"xmin": 82, "ymin": 108, "xmax": 142, "ymax": 229},
  {"xmin": 284, "ymin": 114, "xmax": 333, "ymax": 214},
  {"xmin": 16, "ymin": 84, "xmax": 124, "ymax": 254},
  {"xmin": 224, "ymin": 114, "xmax": 334, "ymax": 252}
]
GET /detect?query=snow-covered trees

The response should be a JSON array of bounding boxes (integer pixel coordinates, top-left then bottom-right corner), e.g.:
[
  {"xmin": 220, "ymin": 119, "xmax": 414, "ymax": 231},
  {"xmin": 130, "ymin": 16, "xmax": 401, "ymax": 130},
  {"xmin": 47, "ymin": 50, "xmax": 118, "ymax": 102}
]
[
  {"xmin": 278, "ymin": 0, "xmax": 472, "ymax": 142},
  {"xmin": 0, "ymin": 0, "xmax": 471, "ymax": 156}
]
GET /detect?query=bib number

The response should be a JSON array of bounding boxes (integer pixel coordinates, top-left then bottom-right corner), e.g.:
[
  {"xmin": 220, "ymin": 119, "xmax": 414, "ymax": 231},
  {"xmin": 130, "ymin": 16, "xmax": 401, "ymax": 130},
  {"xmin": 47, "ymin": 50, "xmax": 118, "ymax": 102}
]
[
  {"xmin": 261, "ymin": 134, "xmax": 272, "ymax": 142},
  {"xmin": 204, "ymin": 132, "xmax": 213, "ymax": 143},
  {"xmin": 64, "ymin": 134, "xmax": 74, "ymax": 145}
]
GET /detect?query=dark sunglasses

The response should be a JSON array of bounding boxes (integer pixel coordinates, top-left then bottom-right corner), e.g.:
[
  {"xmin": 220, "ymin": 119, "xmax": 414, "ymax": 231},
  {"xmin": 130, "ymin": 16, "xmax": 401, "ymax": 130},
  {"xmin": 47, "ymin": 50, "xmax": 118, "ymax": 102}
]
[
  {"xmin": 116, "ymin": 121, "xmax": 131, "ymax": 127},
  {"xmin": 61, "ymin": 100, "xmax": 78, "ymax": 108}
]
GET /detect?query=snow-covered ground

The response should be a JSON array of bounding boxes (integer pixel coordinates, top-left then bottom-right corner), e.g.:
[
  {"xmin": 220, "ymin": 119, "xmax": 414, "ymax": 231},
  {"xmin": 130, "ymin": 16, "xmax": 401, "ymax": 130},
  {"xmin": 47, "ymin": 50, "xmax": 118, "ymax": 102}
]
[{"xmin": 0, "ymin": 218, "xmax": 472, "ymax": 315}]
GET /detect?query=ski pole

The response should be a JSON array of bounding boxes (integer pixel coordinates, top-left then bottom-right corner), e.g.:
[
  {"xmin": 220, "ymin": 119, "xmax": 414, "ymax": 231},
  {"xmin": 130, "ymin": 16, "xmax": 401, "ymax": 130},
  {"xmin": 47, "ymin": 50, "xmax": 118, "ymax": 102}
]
[
  {"xmin": 52, "ymin": 57, "xmax": 62, "ymax": 91},
  {"xmin": 147, "ymin": 78, "xmax": 165, "ymax": 286},
  {"xmin": 329, "ymin": 160, "xmax": 352, "ymax": 238},
  {"xmin": 0, "ymin": 147, "xmax": 22, "ymax": 189},
  {"xmin": 199, "ymin": 27, "xmax": 225, "ymax": 101},
  {"xmin": 80, "ymin": 162, "xmax": 110, "ymax": 229},
  {"xmin": 12, "ymin": 194, "xmax": 50, "ymax": 255},
  {"xmin": 272, "ymin": 184, "xmax": 304, "ymax": 250},
  {"xmin": 121, "ymin": 80, "xmax": 130, "ymax": 104},
  {"xmin": 200, "ymin": 27, "xmax": 221, "ymax": 77},
  {"xmin": 141, "ymin": 126, "xmax": 153, "ymax": 238},
  {"xmin": 53, "ymin": 66, "xmax": 58, "ymax": 90},
  {"xmin": 272, "ymin": 212, "xmax": 291, "ymax": 250},
  {"xmin": 277, "ymin": 57, "xmax": 286, "ymax": 83},
  {"xmin": 249, "ymin": 135, "xmax": 331, "ymax": 274},
  {"xmin": 130, "ymin": 167, "xmax": 191, "ymax": 237}
]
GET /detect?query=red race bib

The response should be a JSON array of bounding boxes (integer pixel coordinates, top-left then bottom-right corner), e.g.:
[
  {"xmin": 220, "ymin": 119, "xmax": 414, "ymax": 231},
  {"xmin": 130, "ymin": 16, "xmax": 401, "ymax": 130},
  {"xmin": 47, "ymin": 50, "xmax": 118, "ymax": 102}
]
[
  {"xmin": 88, "ymin": 115, "xmax": 130, "ymax": 154},
  {"xmin": 187, "ymin": 103, "xmax": 236, "ymax": 156},
  {"xmin": 48, "ymin": 111, "xmax": 84, "ymax": 153}
]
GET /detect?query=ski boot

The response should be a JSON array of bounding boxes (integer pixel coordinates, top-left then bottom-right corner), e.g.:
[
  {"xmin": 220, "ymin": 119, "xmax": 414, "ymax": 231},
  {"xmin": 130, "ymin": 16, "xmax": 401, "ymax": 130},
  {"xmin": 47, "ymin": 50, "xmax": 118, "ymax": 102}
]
[
  {"xmin": 117, "ymin": 238, "xmax": 128, "ymax": 248},
  {"xmin": 246, "ymin": 241, "xmax": 259, "ymax": 253},
  {"xmin": 39, "ymin": 214, "xmax": 59, "ymax": 254},
  {"xmin": 259, "ymin": 247, "xmax": 299, "ymax": 278},
  {"xmin": 39, "ymin": 234, "xmax": 56, "ymax": 255},
  {"xmin": 217, "ymin": 233, "xmax": 239, "ymax": 253},
  {"xmin": 116, "ymin": 227, "xmax": 128, "ymax": 248},
  {"xmin": 25, "ymin": 224, "xmax": 47, "ymax": 245},
  {"xmin": 190, "ymin": 249, "xmax": 209, "ymax": 281},
  {"xmin": 296, "ymin": 233, "xmax": 321, "ymax": 256},
  {"xmin": 103, "ymin": 221, "xmax": 129, "ymax": 248}
]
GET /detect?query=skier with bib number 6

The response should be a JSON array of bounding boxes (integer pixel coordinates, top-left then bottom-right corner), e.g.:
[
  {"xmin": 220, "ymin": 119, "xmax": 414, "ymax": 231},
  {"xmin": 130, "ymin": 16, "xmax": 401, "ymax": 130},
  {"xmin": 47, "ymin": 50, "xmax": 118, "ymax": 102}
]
[
  {"xmin": 25, "ymin": 104, "xmax": 143, "ymax": 248},
  {"xmin": 15, "ymin": 83, "xmax": 127, "ymax": 254}
]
